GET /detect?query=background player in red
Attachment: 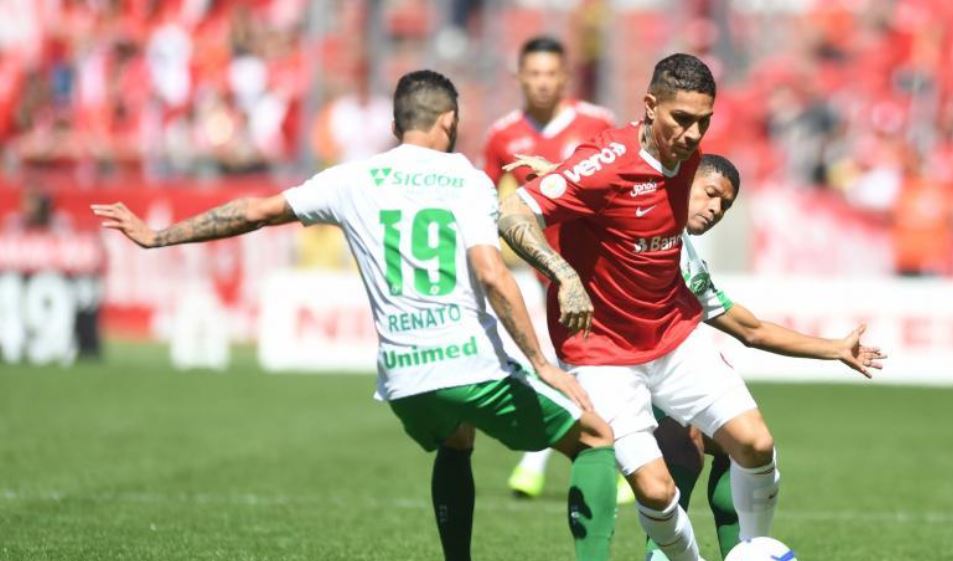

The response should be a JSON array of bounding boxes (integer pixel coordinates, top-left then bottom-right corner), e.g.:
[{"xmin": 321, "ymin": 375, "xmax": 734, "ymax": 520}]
[
  {"xmin": 499, "ymin": 54, "xmax": 778, "ymax": 561},
  {"xmin": 483, "ymin": 36, "xmax": 616, "ymax": 194},
  {"xmin": 481, "ymin": 35, "xmax": 622, "ymax": 500}
]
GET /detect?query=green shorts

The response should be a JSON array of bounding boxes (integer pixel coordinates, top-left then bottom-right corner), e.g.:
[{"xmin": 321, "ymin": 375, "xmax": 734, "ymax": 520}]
[{"xmin": 389, "ymin": 371, "xmax": 581, "ymax": 452}]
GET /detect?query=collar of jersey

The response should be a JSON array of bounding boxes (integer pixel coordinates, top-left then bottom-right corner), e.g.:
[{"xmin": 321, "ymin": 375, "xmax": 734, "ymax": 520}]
[
  {"xmin": 523, "ymin": 104, "xmax": 577, "ymax": 138},
  {"xmin": 630, "ymin": 121, "xmax": 681, "ymax": 178},
  {"xmin": 394, "ymin": 143, "xmax": 448, "ymax": 155}
]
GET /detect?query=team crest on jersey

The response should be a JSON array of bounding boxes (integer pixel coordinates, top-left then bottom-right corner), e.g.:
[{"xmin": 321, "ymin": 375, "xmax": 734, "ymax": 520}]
[
  {"xmin": 506, "ymin": 137, "xmax": 535, "ymax": 155},
  {"xmin": 688, "ymin": 272, "xmax": 711, "ymax": 295},
  {"xmin": 540, "ymin": 174, "xmax": 568, "ymax": 199},
  {"xmin": 370, "ymin": 167, "xmax": 393, "ymax": 186},
  {"xmin": 629, "ymin": 181, "xmax": 658, "ymax": 197}
]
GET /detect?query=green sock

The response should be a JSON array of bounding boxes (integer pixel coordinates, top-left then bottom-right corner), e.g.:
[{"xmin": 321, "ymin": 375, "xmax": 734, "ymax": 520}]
[
  {"xmin": 708, "ymin": 453, "xmax": 740, "ymax": 559},
  {"xmin": 567, "ymin": 446, "xmax": 617, "ymax": 561},
  {"xmin": 644, "ymin": 464, "xmax": 702, "ymax": 555},
  {"xmin": 431, "ymin": 447, "xmax": 474, "ymax": 561}
]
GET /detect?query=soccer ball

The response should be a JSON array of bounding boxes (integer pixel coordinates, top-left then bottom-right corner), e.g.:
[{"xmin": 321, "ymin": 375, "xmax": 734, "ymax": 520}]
[{"xmin": 725, "ymin": 537, "xmax": 797, "ymax": 561}]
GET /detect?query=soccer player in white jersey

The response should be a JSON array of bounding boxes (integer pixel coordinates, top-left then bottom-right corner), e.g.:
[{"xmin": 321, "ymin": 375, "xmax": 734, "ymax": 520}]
[
  {"xmin": 507, "ymin": 151, "xmax": 887, "ymax": 560},
  {"xmin": 91, "ymin": 70, "xmax": 620, "ymax": 561}
]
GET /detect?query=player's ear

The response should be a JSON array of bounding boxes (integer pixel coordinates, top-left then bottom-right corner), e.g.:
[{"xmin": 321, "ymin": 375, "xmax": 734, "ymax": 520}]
[
  {"xmin": 436, "ymin": 110, "xmax": 456, "ymax": 133},
  {"xmin": 643, "ymin": 93, "xmax": 658, "ymax": 123}
]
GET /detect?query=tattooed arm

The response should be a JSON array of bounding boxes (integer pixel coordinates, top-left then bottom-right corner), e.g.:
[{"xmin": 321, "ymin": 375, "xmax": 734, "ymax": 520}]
[
  {"xmin": 498, "ymin": 193, "xmax": 594, "ymax": 336},
  {"xmin": 91, "ymin": 195, "xmax": 296, "ymax": 248},
  {"xmin": 468, "ymin": 244, "xmax": 592, "ymax": 410}
]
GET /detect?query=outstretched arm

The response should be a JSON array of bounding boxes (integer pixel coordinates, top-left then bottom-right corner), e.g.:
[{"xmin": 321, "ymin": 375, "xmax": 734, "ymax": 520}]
[
  {"xmin": 498, "ymin": 193, "xmax": 593, "ymax": 336},
  {"xmin": 468, "ymin": 244, "xmax": 592, "ymax": 411},
  {"xmin": 708, "ymin": 303, "xmax": 887, "ymax": 378},
  {"xmin": 91, "ymin": 194, "xmax": 296, "ymax": 248}
]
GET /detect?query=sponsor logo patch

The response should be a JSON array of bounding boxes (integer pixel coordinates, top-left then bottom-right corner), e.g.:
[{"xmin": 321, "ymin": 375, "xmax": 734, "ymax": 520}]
[
  {"xmin": 562, "ymin": 142, "xmax": 626, "ymax": 183},
  {"xmin": 540, "ymin": 174, "xmax": 568, "ymax": 199},
  {"xmin": 629, "ymin": 181, "xmax": 658, "ymax": 197},
  {"xmin": 370, "ymin": 167, "xmax": 393, "ymax": 186},
  {"xmin": 633, "ymin": 235, "xmax": 680, "ymax": 254},
  {"xmin": 635, "ymin": 205, "xmax": 656, "ymax": 218}
]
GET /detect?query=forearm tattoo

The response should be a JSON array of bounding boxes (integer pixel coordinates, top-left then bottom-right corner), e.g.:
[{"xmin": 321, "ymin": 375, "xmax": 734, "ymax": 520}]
[
  {"xmin": 498, "ymin": 214, "xmax": 578, "ymax": 283},
  {"xmin": 154, "ymin": 199, "xmax": 265, "ymax": 247}
]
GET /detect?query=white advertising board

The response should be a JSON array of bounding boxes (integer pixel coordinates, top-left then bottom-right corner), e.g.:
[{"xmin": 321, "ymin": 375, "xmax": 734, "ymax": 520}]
[{"xmin": 258, "ymin": 270, "xmax": 953, "ymax": 386}]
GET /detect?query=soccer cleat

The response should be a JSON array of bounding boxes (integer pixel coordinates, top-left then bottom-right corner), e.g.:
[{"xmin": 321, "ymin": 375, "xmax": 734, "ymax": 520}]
[
  {"xmin": 508, "ymin": 466, "xmax": 545, "ymax": 498},
  {"xmin": 616, "ymin": 473, "xmax": 635, "ymax": 505}
]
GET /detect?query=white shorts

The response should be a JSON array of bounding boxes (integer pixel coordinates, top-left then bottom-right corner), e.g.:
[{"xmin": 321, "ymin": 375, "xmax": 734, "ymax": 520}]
[{"xmin": 565, "ymin": 327, "xmax": 757, "ymax": 475}]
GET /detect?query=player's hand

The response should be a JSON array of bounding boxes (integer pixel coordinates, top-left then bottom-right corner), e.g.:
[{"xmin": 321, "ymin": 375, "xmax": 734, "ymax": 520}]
[
  {"xmin": 91, "ymin": 203, "xmax": 157, "ymax": 248},
  {"xmin": 556, "ymin": 274, "xmax": 594, "ymax": 338},
  {"xmin": 503, "ymin": 154, "xmax": 558, "ymax": 181},
  {"xmin": 838, "ymin": 324, "xmax": 887, "ymax": 378},
  {"xmin": 536, "ymin": 363, "xmax": 593, "ymax": 411}
]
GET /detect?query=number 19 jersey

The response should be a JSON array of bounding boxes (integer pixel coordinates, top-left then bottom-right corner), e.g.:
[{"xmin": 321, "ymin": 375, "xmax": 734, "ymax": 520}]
[{"xmin": 283, "ymin": 144, "xmax": 516, "ymax": 400}]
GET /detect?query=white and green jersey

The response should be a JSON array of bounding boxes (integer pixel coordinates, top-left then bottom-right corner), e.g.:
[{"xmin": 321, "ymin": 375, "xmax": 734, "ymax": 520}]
[
  {"xmin": 680, "ymin": 233, "xmax": 733, "ymax": 321},
  {"xmin": 283, "ymin": 144, "xmax": 517, "ymax": 400}
]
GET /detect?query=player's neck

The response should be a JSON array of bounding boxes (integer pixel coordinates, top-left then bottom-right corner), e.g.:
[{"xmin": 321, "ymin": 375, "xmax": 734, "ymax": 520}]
[
  {"xmin": 524, "ymin": 100, "xmax": 566, "ymax": 128},
  {"xmin": 400, "ymin": 131, "xmax": 449, "ymax": 152},
  {"xmin": 639, "ymin": 121, "xmax": 677, "ymax": 170}
]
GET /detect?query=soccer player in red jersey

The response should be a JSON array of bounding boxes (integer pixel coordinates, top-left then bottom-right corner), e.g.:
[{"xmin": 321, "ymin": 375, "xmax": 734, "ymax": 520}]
[
  {"xmin": 508, "ymin": 151, "xmax": 887, "ymax": 560},
  {"xmin": 481, "ymin": 35, "xmax": 621, "ymax": 500},
  {"xmin": 498, "ymin": 54, "xmax": 773, "ymax": 561}
]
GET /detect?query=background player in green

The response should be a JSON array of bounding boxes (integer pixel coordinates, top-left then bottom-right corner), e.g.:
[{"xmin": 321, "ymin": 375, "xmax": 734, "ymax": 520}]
[
  {"xmin": 509, "ymin": 151, "xmax": 888, "ymax": 560},
  {"xmin": 92, "ymin": 70, "xmax": 619, "ymax": 561}
]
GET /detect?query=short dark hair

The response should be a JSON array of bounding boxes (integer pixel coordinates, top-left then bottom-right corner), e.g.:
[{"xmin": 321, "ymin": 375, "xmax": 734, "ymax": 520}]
[
  {"xmin": 519, "ymin": 36, "xmax": 565, "ymax": 65},
  {"xmin": 699, "ymin": 154, "xmax": 740, "ymax": 194},
  {"xmin": 649, "ymin": 53, "xmax": 716, "ymax": 101},
  {"xmin": 393, "ymin": 70, "xmax": 458, "ymax": 136}
]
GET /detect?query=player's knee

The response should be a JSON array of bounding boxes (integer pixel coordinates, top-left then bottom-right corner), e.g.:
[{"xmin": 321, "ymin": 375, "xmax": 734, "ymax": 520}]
[
  {"xmin": 632, "ymin": 465, "xmax": 677, "ymax": 510},
  {"xmin": 579, "ymin": 412, "xmax": 614, "ymax": 448},
  {"xmin": 442, "ymin": 424, "xmax": 476, "ymax": 450},
  {"xmin": 751, "ymin": 432, "xmax": 775, "ymax": 464},
  {"xmin": 736, "ymin": 430, "xmax": 775, "ymax": 467}
]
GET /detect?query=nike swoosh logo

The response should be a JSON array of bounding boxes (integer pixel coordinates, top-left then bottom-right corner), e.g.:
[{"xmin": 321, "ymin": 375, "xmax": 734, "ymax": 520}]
[{"xmin": 635, "ymin": 205, "xmax": 657, "ymax": 217}]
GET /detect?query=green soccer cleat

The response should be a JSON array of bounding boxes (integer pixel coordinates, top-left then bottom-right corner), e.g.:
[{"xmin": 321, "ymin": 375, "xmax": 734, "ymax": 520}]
[
  {"xmin": 616, "ymin": 473, "xmax": 635, "ymax": 505},
  {"xmin": 508, "ymin": 466, "xmax": 545, "ymax": 498}
]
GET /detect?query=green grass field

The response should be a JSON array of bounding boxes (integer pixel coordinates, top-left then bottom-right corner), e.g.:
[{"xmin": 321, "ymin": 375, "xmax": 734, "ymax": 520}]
[{"xmin": 1, "ymin": 342, "xmax": 951, "ymax": 561}]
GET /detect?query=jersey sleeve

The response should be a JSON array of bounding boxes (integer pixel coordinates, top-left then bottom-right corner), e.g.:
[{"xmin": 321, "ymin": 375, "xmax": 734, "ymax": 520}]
[
  {"xmin": 681, "ymin": 234, "xmax": 733, "ymax": 320},
  {"xmin": 282, "ymin": 165, "xmax": 347, "ymax": 226},
  {"xmin": 696, "ymin": 270, "xmax": 733, "ymax": 321},
  {"xmin": 455, "ymin": 172, "xmax": 501, "ymax": 250},
  {"xmin": 516, "ymin": 136, "xmax": 620, "ymax": 226}
]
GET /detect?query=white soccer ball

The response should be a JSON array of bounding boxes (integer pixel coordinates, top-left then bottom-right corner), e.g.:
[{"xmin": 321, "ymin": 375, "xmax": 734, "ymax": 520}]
[{"xmin": 725, "ymin": 537, "xmax": 797, "ymax": 561}]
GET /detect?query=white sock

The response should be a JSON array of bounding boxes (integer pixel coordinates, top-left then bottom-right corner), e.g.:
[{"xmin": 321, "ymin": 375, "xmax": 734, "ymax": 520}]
[
  {"xmin": 637, "ymin": 490, "xmax": 700, "ymax": 561},
  {"xmin": 731, "ymin": 448, "xmax": 780, "ymax": 539},
  {"xmin": 517, "ymin": 449, "xmax": 553, "ymax": 473}
]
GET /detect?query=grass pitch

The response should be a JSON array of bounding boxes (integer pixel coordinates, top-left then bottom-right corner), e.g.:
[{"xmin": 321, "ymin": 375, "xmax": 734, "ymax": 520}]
[{"xmin": 1, "ymin": 343, "xmax": 951, "ymax": 561}]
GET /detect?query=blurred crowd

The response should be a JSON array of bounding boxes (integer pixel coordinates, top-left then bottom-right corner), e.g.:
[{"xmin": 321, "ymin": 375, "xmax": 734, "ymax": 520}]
[
  {"xmin": 1, "ymin": 0, "xmax": 315, "ymax": 180},
  {"xmin": 693, "ymin": 0, "xmax": 953, "ymax": 275},
  {"xmin": 1, "ymin": 0, "xmax": 951, "ymax": 274}
]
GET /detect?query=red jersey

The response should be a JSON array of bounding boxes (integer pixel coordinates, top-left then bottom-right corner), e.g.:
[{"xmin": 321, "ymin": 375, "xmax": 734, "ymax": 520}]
[
  {"xmin": 483, "ymin": 100, "xmax": 616, "ymax": 185},
  {"xmin": 519, "ymin": 122, "xmax": 702, "ymax": 365}
]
